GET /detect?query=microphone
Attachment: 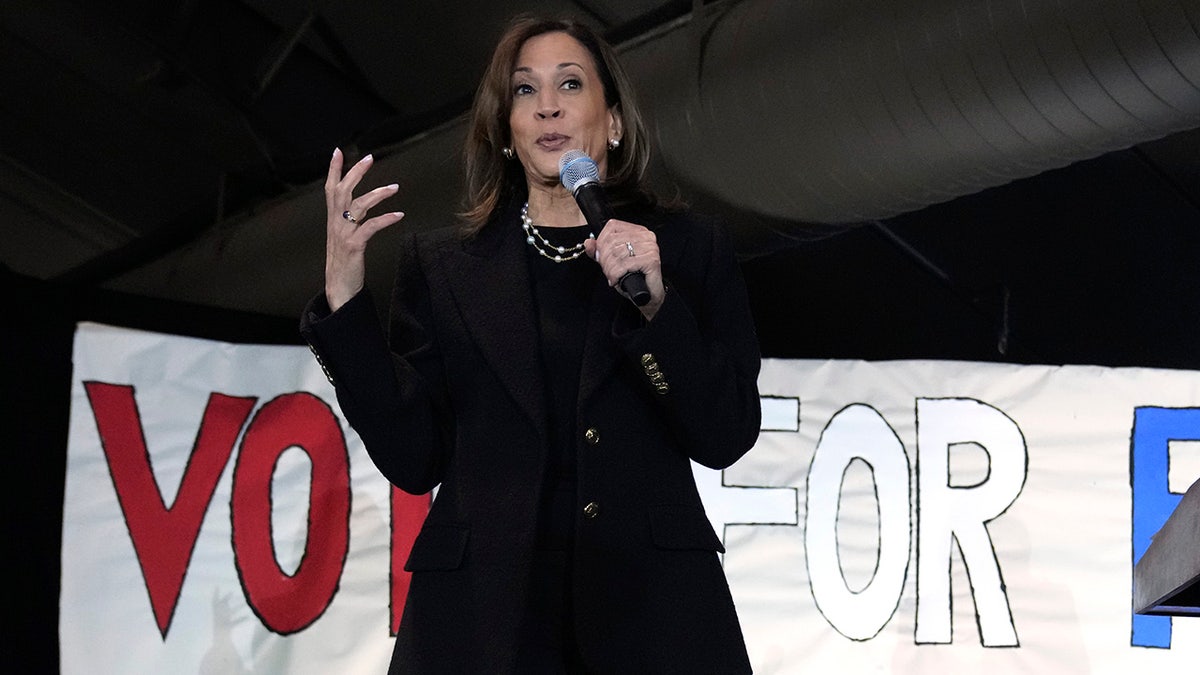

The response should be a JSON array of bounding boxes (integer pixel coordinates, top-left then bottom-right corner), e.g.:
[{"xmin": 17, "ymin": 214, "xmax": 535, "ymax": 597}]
[{"xmin": 558, "ymin": 150, "xmax": 652, "ymax": 307}]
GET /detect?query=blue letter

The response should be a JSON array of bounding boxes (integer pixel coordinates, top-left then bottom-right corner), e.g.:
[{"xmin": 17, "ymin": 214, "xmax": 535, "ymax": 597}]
[{"xmin": 1130, "ymin": 407, "xmax": 1200, "ymax": 648}]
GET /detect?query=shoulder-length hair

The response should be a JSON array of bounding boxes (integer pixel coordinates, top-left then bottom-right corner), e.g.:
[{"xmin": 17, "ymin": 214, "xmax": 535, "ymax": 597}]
[{"xmin": 460, "ymin": 16, "xmax": 652, "ymax": 233}]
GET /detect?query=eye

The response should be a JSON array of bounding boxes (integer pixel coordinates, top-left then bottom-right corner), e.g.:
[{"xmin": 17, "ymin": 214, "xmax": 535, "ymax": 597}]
[
  {"xmin": 561, "ymin": 78, "xmax": 582, "ymax": 91},
  {"xmin": 513, "ymin": 82, "xmax": 534, "ymax": 96}
]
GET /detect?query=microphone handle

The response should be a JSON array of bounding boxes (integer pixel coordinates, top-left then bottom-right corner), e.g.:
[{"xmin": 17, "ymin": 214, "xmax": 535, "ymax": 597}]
[{"xmin": 573, "ymin": 183, "xmax": 652, "ymax": 307}]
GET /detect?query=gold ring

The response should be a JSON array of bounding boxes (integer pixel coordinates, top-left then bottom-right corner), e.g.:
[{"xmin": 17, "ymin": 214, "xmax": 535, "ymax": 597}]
[{"xmin": 342, "ymin": 210, "xmax": 358, "ymax": 224}]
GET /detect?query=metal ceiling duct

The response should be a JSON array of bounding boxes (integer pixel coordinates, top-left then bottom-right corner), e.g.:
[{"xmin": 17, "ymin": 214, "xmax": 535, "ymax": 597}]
[
  {"xmin": 102, "ymin": 0, "xmax": 1200, "ymax": 317},
  {"xmin": 643, "ymin": 0, "xmax": 1200, "ymax": 223}
]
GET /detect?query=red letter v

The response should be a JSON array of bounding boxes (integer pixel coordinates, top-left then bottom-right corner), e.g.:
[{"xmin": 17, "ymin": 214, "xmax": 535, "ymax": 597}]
[{"xmin": 83, "ymin": 382, "xmax": 257, "ymax": 637}]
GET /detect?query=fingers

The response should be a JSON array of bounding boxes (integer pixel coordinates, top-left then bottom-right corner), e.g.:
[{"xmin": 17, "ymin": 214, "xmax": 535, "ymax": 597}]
[
  {"xmin": 325, "ymin": 149, "xmax": 380, "ymax": 218},
  {"xmin": 325, "ymin": 148, "xmax": 406, "ymax": 226},
  {"xmin": 592, "ymin": 220, "xmax": 659, "ymax": 286},
  {"xmin": 339, "ymin": 152, "xmax": 375, "ymax": 196},
  {"xmin": 340, "ymin": 183, "xmax": 398, "ymax": 224},
  {"xmin": 324, "ymin": 147, "xmax": 344, "ymax": 194},
  {"xmin": 330, "ymin": 209, "xmax": 404, "ymax": 254},
  {"xmin": 591, "ymin": 220, "xmax": 666, "ymax": 318},
  {"xmin": 326, "ymin": 148, "xmax": 371, "ymax": 208},
  {"xmin": 355, "ymin": 210, "xmax": 405, "ymax": 241},
  {"xmin": 323, "ymin": 147, "xmax": 403, "ymax": 264}
]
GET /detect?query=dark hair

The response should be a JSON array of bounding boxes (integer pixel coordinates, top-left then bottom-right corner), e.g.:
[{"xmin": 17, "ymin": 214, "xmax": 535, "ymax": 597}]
[{"xmin": 460, "ymin": 16, "xmax": 652, "ymax": 232}]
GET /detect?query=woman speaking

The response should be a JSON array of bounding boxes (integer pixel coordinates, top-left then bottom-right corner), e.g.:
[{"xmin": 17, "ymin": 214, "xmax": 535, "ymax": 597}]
[{"xmin": 302, "ymin": 15, "xmax": 761, "ymax": 674}]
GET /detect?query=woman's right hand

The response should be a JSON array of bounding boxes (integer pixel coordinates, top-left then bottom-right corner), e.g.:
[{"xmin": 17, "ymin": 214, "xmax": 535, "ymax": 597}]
[{"xmin": 324, "ymin": 148, "xmax": 405, "ymax": 311}]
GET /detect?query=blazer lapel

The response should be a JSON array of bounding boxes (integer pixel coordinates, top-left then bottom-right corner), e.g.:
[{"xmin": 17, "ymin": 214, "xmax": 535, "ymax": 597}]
[{"xmin": 442, "ymin": 216, "xmax": 548, "ymax": 438}]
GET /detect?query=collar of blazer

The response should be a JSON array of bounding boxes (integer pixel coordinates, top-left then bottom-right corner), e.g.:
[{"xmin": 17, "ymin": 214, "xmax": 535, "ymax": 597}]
[{"xmin": 441, "ymin": 199, "xmax": 627, "ymax": 438}]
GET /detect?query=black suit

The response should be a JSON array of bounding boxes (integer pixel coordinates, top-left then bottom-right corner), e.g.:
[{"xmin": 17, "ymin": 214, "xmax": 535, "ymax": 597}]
[{"xmin": 301, "ymin": 200, "xmax": 761, "ymax": 673}]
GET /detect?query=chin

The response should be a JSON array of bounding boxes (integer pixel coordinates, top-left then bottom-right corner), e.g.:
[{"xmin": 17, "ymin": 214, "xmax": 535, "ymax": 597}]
[
  {"xmin": 523, "ymin": 159, "xmax": 562, "ymax": 185},
  {"xmin": 525, "ymin": 167, "xmax": 561, "ymax": 190}
]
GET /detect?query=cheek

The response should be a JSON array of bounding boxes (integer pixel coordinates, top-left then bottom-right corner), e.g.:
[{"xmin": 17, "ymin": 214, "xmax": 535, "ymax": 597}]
[{"xmin": 508, "ymin": 102, "xmax": 531, "ymax": 139}]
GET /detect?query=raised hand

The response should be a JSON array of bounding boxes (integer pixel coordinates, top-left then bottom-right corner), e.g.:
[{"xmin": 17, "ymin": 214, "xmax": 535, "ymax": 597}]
[{"xmin": 324, "ymin": 148, "xmax": 405, "ymax": 311}]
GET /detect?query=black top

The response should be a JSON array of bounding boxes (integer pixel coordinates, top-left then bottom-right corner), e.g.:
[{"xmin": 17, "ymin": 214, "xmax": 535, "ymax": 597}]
[{"xmin": 526, "ymin": 223, "xmax": 595, "ymax": 551}]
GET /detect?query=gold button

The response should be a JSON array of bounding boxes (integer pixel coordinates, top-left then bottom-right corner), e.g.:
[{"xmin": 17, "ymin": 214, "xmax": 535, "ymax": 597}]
[
  {"xmin": 584, "ymin": 427, "xmax": 600, "ymax": 445},
  {"xmin": 583, "ymin": 501, "xmax": 601, "ymax": 519},
  {"xmin": 655, "ymin": 383, "xmax": 670, "ymax": 395},
  {"xmin": 641, "ymin": 353, "xmax": 656, "ymax": 366}
]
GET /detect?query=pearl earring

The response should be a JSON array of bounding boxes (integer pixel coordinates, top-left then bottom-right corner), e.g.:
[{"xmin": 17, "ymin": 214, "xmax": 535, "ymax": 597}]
[
  {"xmin": 501, "ymin": 147, "xmax": 514, "ymax": 160},
  {"xmin": 607, "ymin": 138, "xmax": 620, "ymax": 150}
]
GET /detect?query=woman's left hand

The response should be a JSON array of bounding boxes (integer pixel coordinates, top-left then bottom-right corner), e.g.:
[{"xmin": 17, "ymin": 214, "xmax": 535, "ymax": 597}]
[{"xmin": 584, "ymin": 219, "xmax": 665, "ymax": 321}]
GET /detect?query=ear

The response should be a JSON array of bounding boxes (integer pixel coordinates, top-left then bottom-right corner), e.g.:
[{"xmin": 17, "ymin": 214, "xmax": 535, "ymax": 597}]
[{"xmin": 608, "ymin": 105, "xmax": 623, "ymax": 143}]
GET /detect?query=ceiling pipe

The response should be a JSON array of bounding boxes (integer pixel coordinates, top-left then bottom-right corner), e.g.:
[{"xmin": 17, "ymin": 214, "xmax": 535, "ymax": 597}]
[
  {"xmin": 106, "ymin": 0, "xmax": 1200, "ymax": 317},
  {"xmin": 640, "ymin": 0, "xmax": 1200, "ymax": 223}
]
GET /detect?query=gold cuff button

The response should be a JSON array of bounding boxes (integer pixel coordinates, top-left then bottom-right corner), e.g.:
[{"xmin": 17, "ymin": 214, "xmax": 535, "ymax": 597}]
[
  {"xmin": 584, "ymin": 427, "xmax": 600, "ymax": 445},
  {"xmin": 583, "ymin": 501, "xmax": 601, "ymax": 519}
]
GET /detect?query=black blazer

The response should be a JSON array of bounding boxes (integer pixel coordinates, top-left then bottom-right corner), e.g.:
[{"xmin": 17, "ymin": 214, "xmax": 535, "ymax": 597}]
[{"xmin": 301, "ymin": 201, "xmax": 761, "ymax": 674}]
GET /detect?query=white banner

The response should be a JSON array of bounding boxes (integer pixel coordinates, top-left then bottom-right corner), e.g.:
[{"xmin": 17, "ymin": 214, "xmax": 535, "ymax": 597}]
[{"xmin": 63, "ymin": 324, "xmax": 1200, "ymax": 673}]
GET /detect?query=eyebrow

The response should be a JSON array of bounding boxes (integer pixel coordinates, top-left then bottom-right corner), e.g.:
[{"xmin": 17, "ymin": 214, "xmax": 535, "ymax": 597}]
[{"xmin": 512, "ymin": 62, "xmax": 585, "ymax": 75}]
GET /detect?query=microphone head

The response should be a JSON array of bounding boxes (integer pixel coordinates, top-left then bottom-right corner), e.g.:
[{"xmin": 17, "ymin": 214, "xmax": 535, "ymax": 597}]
[{"xmin": 558, "ymin": 149, "xmax": 601, "ymax": 194}]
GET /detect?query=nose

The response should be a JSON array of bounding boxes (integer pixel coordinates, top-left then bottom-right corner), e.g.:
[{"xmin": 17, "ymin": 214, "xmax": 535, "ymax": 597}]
[{"xmin": 536, "ymin": 90, "xmax": 561, "ymax": 119}]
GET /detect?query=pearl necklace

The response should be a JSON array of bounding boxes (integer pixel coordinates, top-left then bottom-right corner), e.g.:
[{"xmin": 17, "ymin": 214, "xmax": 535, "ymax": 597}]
[{"xmin": 521, "ymin": 202, "xmax": 594, "ymax": 262}]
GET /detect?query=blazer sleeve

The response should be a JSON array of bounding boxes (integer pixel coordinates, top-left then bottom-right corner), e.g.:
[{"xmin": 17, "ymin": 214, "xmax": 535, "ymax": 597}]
[
  {"xmin": 300, "ymin": 231, "xmax": 453, "ymax": 494},
  {"xmin": 614, "ymin": 214, "xmax": 762, "ymax": 470}
]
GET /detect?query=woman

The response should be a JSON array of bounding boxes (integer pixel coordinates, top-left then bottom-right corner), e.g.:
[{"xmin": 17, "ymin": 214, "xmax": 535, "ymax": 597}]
[{"xmin": 302, "ymin": 16, "xmax": 761, "ymax": 674}]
